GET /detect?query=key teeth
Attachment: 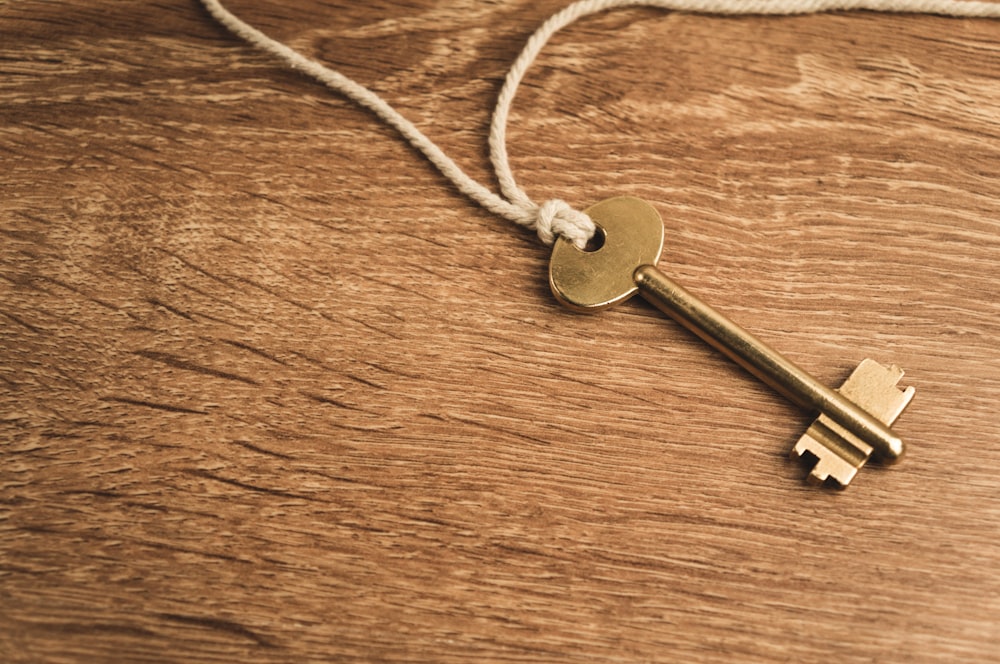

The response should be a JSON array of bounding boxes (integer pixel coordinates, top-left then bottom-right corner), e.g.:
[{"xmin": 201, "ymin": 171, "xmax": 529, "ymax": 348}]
[
  {"xmin": 792, "ymin": 439, "xmax": 857, "ymax": 489},
  {"xmin": 792, "ymin": 358, "xmax": 914, "ymax": 488}
]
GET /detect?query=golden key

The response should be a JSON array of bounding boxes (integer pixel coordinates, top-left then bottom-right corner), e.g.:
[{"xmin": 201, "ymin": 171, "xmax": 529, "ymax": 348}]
[{"xmin": 549, "ymin": 197, "xmax": 914, "ymax": 488}]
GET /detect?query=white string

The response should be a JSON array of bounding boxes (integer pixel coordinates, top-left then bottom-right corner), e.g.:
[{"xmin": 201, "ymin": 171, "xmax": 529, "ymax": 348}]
[{"xmin": 200, "ymin": 0, "xmax": 1000, "ymax": 248}]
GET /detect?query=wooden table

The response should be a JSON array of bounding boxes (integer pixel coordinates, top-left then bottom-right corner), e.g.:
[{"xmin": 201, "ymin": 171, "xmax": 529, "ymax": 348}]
[{"xmin": 3, "ymin": 1, "xmax": 999, "ymax": 661}]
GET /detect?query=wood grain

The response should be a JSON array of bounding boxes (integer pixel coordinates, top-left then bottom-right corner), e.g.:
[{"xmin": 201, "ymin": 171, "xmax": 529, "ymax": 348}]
[{"xmin": 2, "ymin": 1, "xmax": 999, "ymax": 661}]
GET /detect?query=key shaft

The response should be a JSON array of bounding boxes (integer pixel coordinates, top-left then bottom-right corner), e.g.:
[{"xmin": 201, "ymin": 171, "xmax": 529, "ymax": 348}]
[{"xmin": 633, "ymin": 265, "xmax": 903, "ymax": 462}]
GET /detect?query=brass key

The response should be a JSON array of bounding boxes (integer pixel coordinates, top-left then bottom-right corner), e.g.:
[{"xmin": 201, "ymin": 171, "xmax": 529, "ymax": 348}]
[{"xmin": 549, "ymin": 196, "xmax": 913, "ymax": 487}]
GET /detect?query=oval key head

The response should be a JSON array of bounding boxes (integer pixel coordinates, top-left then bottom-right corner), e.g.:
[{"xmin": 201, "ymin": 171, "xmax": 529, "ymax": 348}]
[{"xmin": 549, "ymin": 196, "xmax": 664, "ymax": 311}]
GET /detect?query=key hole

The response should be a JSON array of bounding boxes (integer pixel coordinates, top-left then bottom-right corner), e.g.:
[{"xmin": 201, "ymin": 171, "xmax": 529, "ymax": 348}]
[{"xmin": 583, "ymin": 225, "xmax": 607, "ymax": 253}]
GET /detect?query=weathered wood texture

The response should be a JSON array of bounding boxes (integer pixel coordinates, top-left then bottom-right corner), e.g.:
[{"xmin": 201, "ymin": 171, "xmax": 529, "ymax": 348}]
[{"xmin": 2, "ymin": 1, "xmax": 999, "ymax": 661}]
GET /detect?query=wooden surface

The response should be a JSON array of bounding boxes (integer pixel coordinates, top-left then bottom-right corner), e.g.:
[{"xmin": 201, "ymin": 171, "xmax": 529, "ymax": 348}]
[{"xmin": 3, "ymin": 1, "xmax": 1000, "ymax": 661}]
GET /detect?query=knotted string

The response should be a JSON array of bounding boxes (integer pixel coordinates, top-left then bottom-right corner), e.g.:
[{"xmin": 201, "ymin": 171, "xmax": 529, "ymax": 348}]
[{"xmin": 200, "ymin": 0, "xmax": 1000, "ymax": 248}]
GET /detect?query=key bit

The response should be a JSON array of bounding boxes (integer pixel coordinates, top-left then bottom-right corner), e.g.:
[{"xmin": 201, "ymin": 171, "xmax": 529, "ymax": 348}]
[
  {"xmin": 793, "ymin": 358, "xmax": 914, "ymax": 488},
  {"xmin": 548, "ymin": 196, "xmax": 913, "ymax": 486}
]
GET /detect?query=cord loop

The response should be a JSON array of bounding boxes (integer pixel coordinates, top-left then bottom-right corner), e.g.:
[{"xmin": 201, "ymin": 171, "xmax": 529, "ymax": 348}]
[
  {"xmin": 201, "ymin": 0, "xmax": 1000, "ymax": 246},
  {"xmin": 535, "ymin": 199, "xmax": 596, "ymax": 248}
]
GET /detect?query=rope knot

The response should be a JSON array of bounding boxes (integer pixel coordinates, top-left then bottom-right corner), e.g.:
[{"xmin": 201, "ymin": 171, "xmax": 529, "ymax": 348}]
[{"xmin": 534, "ymin": 199, "xmax": 596, "ymax": 249}]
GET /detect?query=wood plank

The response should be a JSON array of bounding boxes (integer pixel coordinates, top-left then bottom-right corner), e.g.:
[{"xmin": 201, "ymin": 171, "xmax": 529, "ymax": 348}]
[{"xmin": 2, "ymin": 1, "xmax": 999, "ymax": 661}]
